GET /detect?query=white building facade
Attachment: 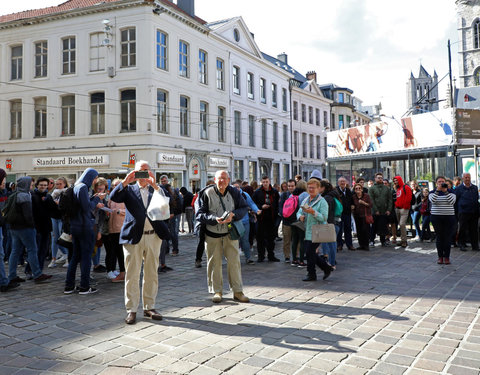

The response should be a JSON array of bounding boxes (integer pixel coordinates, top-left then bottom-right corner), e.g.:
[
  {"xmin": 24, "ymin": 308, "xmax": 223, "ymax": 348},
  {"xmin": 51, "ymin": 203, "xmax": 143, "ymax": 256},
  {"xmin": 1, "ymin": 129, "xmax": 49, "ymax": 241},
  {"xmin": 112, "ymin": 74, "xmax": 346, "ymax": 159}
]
[
  {"xmin": 208, "ymin": 17, "xmax": 293, "ymax": 185},
  {"xmin": 0, "ymin": 0, "xmax": 292, "ymax": 189}
]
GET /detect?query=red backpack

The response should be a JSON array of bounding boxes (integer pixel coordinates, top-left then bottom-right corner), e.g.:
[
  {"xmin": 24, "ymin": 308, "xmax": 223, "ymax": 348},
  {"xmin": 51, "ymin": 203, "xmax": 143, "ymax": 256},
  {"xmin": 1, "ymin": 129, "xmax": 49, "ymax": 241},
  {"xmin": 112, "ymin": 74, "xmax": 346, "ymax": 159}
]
[{"xmin": 282, "ymin": 195, "xmax": 299, "ymax": 220}]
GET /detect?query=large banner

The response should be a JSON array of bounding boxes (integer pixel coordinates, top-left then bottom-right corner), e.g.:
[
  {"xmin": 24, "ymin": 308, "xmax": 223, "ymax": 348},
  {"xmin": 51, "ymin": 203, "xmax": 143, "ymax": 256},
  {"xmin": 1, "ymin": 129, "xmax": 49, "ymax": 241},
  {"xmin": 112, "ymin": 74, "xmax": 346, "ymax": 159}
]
[
  {"xmin": 327, "ymin": 109, "xmax": 453, "ymax": 157},
  {"xmin": 456, "ymin": 109, "xmax": 480, "ymax": 145}
]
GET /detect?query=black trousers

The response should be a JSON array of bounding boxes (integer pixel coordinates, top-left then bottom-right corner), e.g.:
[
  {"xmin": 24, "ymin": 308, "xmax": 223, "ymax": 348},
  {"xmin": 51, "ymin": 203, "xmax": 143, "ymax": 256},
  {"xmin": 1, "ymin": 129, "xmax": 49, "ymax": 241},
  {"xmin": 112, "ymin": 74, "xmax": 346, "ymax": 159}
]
[
  {"xmin": 431, "ymin": 215, "xmax": 456, "ymax": 258},
  {"xmin": 305, "ymin": 240, "xmax": 331, "ymax": 278},
  {"xmin": 104, "ymin": 233, "xmax": 125, "ymax": 272},
  {"xmin": 354, "ymin": 216, "xmax": 370, "ymax": 248},
  {"xmin": 256, "ymin": 219, "xmax": 276, "ymax": 260},
  {"xmin": 195, "ymin": 226, "xmax": 206, "ymax": 262},
  {"xmin": 458, "ymin": 212, "xmax": 479, "ymax": 250}
]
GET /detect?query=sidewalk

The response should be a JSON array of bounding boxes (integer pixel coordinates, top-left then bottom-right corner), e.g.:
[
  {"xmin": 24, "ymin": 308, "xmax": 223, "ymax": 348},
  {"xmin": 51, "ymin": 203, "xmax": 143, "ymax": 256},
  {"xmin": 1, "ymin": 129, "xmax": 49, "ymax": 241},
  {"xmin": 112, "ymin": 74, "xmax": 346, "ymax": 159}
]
[{"xmin": 0, "ymin": 234, "xmax": 479, "ymax": 374}]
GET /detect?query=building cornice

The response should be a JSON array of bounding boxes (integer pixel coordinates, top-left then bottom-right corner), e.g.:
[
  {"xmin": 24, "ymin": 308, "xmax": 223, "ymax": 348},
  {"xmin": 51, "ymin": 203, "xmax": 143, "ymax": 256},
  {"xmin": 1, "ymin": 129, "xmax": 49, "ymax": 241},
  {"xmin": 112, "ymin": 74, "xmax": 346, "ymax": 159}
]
[{"xmin": 0, "ymin": 0, "xmax": 209, "ymax": 34}]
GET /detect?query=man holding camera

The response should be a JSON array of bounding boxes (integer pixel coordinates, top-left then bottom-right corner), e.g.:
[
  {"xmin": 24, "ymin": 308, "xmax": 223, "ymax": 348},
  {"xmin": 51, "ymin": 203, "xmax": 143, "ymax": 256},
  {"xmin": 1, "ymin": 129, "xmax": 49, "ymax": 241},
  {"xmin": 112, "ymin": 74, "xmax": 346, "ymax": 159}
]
[
  {"xmin": 195, "ymin": 170, "xmax": 249, "ymax": 303},
  {"xmin": 455, "ymin": 173, "xmax": 479, "ymax": 251},
  {"xmin": 110, "ymin": 160, "xmax": 169, "ymax": 324}
]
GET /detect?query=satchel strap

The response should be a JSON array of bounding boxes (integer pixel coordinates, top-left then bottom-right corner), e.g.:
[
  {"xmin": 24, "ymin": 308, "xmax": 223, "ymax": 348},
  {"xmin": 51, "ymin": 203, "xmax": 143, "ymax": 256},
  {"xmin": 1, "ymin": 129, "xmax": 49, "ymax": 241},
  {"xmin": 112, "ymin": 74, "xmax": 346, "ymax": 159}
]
[{"xmin": 215, "ymin": 187, "xmax": 228, "ymax": 212}]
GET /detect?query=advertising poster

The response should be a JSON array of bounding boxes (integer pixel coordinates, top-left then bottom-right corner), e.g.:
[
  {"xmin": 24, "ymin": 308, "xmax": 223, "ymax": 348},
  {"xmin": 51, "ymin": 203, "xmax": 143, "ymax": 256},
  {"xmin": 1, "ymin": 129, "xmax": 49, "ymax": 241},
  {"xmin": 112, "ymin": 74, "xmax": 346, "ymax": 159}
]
[
  {"xmin": 461, "ymin": 158, "xmax": 480, "ymax": 186},
  {"xmin": 327, "ymin": 109, "xmax": 453, "ymax": 158},
  {"xmin": 456, "ymin": 109, "xmax": 480, "ymax": 145}
]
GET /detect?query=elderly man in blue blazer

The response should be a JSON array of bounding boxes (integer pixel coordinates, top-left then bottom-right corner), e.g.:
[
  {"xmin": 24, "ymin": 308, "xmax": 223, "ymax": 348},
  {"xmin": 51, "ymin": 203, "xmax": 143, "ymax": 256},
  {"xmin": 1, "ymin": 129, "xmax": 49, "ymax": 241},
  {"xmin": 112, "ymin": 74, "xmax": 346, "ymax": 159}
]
[{"xmin": 110, "ymin": 160, "xmax": 169, "ymax": 324}]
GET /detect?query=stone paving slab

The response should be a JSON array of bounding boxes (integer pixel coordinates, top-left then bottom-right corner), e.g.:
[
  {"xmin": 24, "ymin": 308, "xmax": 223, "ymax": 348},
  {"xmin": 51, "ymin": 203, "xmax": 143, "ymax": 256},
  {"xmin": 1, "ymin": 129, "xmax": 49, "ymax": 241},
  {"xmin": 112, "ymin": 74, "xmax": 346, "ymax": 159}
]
[{"xmin": 1, "ymin": 234, "xmax": 480, "ymax": 374}]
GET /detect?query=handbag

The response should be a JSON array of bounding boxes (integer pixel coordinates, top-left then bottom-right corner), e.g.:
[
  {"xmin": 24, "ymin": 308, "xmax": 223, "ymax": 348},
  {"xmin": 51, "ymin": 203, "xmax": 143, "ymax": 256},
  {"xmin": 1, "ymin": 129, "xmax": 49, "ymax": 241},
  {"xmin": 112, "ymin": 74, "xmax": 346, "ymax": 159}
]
[
  {"xmin": 57, "ymin": 232, "xmax": 73, "ymax": 250},
  {"xmin": 291, "ymin": 220, "xmax": 305, "ymax": 231},
  {"xmin": 364, "ymin": 204, "xmax": 374, "ymax": 224},
  {"xmin": 311, "ymin": 223, "xmax": 336, "ymax": 243},
  {"xmin": 147, "ymin": 189, "xmax": 170, "ymax": 221},
  {"xmin": 216, "ymin": 189, "xmax": 246, "ymax": 240}
]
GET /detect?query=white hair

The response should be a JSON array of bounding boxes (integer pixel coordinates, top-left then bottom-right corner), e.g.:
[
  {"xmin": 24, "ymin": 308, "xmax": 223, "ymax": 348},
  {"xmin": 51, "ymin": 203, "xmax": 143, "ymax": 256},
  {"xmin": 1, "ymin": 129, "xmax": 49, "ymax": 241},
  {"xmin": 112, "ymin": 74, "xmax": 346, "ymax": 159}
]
[
  {"xmin": 134, "ymin": 160, "xmax": 150, "ymax": 171},
  {"xmin": 214, "ymin": 170, "xmax": 230, "ymax": 180}
]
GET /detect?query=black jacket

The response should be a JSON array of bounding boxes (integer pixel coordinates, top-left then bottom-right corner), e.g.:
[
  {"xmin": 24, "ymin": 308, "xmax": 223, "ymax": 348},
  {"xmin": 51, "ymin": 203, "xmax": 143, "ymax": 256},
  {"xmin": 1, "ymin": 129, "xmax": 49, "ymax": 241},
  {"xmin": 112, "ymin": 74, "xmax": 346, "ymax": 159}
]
[
  {"xmin": 336, "ymin": 186, "xmax": 353, "ymax": 215},
  {"xmin": 252, "ymin": 186, "xmax": 279, "ymax": 222},
  {"xmin": 32, "ymin": 189, "xmax": 58, "ymax": 233}
]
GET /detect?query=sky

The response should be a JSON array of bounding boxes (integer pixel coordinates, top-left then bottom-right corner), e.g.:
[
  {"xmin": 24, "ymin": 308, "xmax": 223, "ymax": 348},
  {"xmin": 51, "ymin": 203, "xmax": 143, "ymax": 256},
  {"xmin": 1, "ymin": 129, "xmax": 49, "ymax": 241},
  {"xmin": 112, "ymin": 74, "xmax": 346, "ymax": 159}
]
[{"xmin": 0, "ymin": 0, "xmax": 459, "ymax": 119}]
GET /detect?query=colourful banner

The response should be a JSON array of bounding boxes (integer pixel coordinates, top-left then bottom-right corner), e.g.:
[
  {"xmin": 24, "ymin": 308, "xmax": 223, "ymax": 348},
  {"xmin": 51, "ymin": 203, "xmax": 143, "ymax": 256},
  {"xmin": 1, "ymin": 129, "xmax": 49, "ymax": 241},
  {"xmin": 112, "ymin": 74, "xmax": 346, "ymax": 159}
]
[{"xmin": 327, "ymin": 109, "xmax": 453, "ymax": 157}]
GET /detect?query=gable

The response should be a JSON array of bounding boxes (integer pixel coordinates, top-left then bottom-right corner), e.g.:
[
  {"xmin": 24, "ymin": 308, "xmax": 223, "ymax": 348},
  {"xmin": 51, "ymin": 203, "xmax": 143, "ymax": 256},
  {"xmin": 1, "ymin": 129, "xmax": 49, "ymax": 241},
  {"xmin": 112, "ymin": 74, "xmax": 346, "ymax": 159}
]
[{"xmin": 208, "ymin": 16, "xmax": 262, "ymax": 58}]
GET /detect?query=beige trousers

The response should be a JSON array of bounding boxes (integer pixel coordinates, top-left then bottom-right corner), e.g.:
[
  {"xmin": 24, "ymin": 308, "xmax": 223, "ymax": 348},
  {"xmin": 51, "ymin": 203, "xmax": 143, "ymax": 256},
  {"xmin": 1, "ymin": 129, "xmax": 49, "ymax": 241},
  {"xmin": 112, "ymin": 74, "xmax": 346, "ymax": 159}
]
[
  {"xmin": 205, "ymin": 234, "xmax": 243, "ymax": 294},
  {"xmin": 123, "ymin": 234, "xmax": 162, "ymax": 313},
  {"xmin": 395, "ymin": 208, "xmax": 409, "ymax": 243},
  {"xmin": 282, "ymin": 224, "xmax": 292, "ymax": 258}
]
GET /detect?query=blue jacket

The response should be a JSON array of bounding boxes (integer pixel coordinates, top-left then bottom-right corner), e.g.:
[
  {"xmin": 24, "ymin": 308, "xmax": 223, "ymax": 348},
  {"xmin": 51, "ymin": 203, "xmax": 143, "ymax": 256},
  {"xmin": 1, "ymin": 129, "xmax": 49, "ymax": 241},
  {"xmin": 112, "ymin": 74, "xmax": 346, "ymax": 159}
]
[
  {"xmin": 109, "ymin": 182, "xmax": 170, "ymax": 244},
  {"xmin": 10, "ymin": 176, "xmax": 34, "ymax": 230},
  {"xmin": 241, "ymin": 190, "xmax": 259, "ymax": 225},
  {"xmin": 70, "ymin": 168, "xmax": 100, "ymax": 230},
  {"xmin": 455, "ymin": 183, "xmax": 479, "ymax": 214}
]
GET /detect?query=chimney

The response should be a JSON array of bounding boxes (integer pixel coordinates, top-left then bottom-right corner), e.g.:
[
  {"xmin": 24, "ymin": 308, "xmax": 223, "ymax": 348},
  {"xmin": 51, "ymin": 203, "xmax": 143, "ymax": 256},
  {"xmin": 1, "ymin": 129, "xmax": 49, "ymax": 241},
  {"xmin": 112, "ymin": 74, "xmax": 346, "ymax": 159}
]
[
  {"xmin": 177, "ymin": 0, "xmax": 195, "ymax": 17},
  {"xmin": 277, "ymin": 52, "xmax": 288, "ymax": 64},
  {"xmin": 306, "ymin": 71, "xmax": 317, "ymax": 82}
]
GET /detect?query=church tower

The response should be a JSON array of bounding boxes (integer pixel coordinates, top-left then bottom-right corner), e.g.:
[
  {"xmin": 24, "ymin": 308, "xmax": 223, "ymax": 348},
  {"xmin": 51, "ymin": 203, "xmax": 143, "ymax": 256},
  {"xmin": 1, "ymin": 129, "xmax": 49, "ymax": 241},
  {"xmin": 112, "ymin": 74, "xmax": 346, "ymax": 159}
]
[
  {"xmin": 406, "ymin": 65, "xmax": 439, "ymax": 115},
  {"xmin": 457, "ymin": 0, "xmax": 480, "ymax": 87}
]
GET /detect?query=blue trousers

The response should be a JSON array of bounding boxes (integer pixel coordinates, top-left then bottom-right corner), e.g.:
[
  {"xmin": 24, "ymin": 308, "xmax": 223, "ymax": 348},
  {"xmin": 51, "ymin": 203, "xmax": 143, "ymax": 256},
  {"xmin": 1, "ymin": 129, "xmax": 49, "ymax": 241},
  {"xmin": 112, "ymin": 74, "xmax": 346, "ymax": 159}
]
[
  {"xmin": 336, "ymin": 213, "xmax": 353, "ymax": 248},
  {"xmin": 65, "ymin": 226, "xmax": 95, "ymax": 289},
  {"xmin": 9, "ymin": 228, "xmax": 42, "ymax": 281}
]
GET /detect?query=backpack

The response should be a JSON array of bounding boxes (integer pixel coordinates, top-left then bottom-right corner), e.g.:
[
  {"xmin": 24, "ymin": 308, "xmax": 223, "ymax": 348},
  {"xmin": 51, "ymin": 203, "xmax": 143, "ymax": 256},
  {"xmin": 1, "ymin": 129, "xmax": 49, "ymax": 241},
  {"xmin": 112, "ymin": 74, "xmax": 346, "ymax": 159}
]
[
  {"xmin": 1, "ymin": 192, "xmax": 19, "ymax": 224},
  {"xmin": 58, "ymin": 186, "xmax": 79, "ymax": 219},
  {"xmin": 282, "ymin": 195, "xmax": 299, "ymax": 220},
  {"xmin": 333, "ymin": 197, "xmax": 343, "ymax": 218},
  {"xmin": 403, "ymin": 185, "xmax": 416, "ymax": 207}
]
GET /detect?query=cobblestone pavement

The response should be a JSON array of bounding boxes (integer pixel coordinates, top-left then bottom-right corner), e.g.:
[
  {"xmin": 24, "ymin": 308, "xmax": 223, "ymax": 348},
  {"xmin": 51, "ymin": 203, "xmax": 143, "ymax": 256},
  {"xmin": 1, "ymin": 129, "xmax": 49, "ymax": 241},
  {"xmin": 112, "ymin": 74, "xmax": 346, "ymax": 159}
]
[{"xmin": 1, "ymin": 233, "xmax": 480, "ymax": 375}]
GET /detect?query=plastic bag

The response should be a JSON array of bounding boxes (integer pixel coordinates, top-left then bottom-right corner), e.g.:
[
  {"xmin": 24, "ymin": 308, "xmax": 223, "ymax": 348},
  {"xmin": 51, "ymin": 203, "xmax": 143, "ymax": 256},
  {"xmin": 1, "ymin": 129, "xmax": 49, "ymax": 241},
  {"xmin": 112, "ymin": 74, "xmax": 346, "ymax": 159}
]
[{"xmin": 147, "ymin": 190, "xmax": 170, "ymax": 221}]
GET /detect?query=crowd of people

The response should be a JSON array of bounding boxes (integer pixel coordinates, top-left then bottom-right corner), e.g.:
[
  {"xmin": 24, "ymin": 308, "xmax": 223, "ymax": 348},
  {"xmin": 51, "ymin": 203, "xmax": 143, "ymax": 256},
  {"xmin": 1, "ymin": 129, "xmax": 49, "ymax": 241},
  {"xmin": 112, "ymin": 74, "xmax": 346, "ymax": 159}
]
[{"xmin": 0, "ymin": 163, "xmax": 478, "ymax": 322}]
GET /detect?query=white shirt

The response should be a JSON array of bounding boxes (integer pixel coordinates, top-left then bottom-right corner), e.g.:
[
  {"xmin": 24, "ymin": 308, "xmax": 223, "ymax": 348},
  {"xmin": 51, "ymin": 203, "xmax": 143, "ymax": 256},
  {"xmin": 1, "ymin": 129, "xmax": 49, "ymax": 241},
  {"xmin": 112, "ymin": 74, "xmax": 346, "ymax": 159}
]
[{"xmin": 138, "ymin": 184, "xmax": 154, "ymax": 231}]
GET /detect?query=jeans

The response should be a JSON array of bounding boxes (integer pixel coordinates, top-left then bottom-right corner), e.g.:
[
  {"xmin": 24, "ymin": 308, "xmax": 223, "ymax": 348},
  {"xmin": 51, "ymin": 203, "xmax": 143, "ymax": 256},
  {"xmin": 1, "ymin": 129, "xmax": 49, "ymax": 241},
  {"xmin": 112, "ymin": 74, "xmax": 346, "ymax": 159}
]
[
  {"xmin": 421, "ymin": 215, "xmax": 432, "ymax": 240},
  {"xmin": 336, "ymin": 212, "xmax": 353, "ymax": 248},
  {"xmin": 25, "ymin": 231, "xmax": 49, "ymax": 274},
  {"xmin": 9, "ymin": 228, "xmax": 42, "ymax": 281},
  {"xmin": 92, "ymin": 244, "xmax": 102, "ymax": 266},
  {"xmin": 411, "ymin": 211, "xmax": 421, "ymax": 237},
  {"xmin": 431, "ymin": 215, "xmax": 455, "ymax": 259},
  {"xmin": 239, "ymin": 220, "xmax": 252, "ymax": 261},
  {"xmin": 51, "ymin": 218, "xmax": 68, "ymax": 259},
  {"xmin": 162, "ymin": 215, "xmax": 180, "ymax": 252},
  {"xmin": 185, "ymin": 207, "xmax": 194, "ymax": 233},
  {"xmin": 65, "ymin": 226, "xmax": 95, "ymax": 289},
  {"xmin": 322, "ymin": 224, "xmax": 340, "ymax": 267},
  {"xmin": 0, "ymin": 231, "xmax": 8, "ymax": 286}
]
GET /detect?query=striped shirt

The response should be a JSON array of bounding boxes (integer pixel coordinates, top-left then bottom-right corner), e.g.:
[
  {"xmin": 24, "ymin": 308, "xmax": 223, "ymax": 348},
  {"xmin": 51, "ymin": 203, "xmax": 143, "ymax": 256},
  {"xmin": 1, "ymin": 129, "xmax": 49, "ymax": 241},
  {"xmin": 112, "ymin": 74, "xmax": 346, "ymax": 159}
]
[{"xmin": 428, "ymin": 191, "xmax": 456, "ymax": 216}]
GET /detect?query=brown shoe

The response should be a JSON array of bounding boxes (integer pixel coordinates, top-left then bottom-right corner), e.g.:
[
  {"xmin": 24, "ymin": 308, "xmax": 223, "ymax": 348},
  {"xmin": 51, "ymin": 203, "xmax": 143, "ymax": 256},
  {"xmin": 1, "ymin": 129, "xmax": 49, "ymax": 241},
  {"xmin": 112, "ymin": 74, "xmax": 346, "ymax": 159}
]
[
  {"xmin": 212, "ymin": 292, "xmax": 222, "ymax": 303},
  {"xmin": 444, "ymin": 258, "xmax": 451, "ymax": 265},
  {"xmin": 143, "ymin": 309, "xmax": 162, "ymax": 320},
  {"xmin": 125, "ymin": 312, "xmax": 136, "ymax": 324},
  {"xmin": 233, "ymin": 292, "xmax": 250, "ymax": 303},
  {"xmin": 34, "ymin": 274, "xmax": 52, "ymax": 283}
]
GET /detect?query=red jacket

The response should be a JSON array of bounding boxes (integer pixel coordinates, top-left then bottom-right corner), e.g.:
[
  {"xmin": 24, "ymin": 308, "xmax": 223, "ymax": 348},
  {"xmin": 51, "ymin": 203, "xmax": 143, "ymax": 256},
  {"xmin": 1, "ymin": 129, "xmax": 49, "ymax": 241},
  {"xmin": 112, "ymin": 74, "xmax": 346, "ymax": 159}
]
[{"xmin": 394, "ymin": 176, "xmax": 412, "ymax": 209}]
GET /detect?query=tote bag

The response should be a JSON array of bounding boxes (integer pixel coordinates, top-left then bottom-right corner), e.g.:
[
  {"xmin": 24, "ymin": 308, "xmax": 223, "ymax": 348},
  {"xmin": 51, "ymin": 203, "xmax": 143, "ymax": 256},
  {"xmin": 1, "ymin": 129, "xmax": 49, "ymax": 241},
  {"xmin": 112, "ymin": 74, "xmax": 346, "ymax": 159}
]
[{"xmin": 311, "ymin": 223, "xmax": 336, "ymax": 243}]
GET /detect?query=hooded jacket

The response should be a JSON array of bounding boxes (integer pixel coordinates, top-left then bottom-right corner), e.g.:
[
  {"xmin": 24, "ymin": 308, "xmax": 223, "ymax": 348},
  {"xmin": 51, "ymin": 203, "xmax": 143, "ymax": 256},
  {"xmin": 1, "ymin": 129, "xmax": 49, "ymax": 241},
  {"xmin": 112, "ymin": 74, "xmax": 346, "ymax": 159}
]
[
  {"xmin": 0, "ymin": 168, "xmax": 7, "ymax": 212},
  {"xmin": 394, "ymin": 176, "xmax": 412, "ymax": 210},
  {"xmin": 10, "ymin": 177, "xmax": 34, "ymax": 230},
  {"xmin": 70, "ymin": 168, "xmax": 100, "ymax": 230}
]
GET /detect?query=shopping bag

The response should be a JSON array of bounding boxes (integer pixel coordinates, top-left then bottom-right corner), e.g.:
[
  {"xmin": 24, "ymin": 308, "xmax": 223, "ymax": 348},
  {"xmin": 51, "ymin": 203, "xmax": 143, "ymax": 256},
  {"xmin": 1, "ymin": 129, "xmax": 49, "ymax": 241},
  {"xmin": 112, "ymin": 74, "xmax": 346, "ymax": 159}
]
[
  {"xmin": 147, "ymin": 190, "xmax": 170, "ymax": 221},
  {"xmin": 311, "ymin": 223, "xmax": 336, "ymax": 243}
]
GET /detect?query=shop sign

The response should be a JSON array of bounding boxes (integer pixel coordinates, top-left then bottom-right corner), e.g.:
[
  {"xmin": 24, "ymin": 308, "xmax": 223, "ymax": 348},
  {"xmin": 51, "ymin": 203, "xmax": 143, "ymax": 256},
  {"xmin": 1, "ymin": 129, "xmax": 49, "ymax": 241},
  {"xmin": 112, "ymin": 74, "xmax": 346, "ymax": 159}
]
[
  {"xmin": 33, "ymin": 155, "xmax": 109, "ymax": 167},
  {"xmin": 208, "ymin": 156, "xmax": 229, "ymax": 168},
  {"xmin": 327, "ymin": 108, "xmax": 453, "ymax": 158},
  {"xmin": 157, "ymin": 153, "xmax": 186, "ymax": 165},
  {"xmin": 189, "ymin": 158, "xmax": 201, "ymax": 180},
  {"xmin": 456, "ymin": 109, "xmax": 480, "ymax": 145}
]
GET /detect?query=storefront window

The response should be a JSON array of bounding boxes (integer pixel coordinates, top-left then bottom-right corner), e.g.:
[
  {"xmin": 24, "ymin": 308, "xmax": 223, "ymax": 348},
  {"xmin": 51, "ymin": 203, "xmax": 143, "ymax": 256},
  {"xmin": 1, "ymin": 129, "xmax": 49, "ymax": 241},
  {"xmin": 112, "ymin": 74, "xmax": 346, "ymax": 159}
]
[
  {"xmin": 272, "ymin": 163, "xmax": 280, "ymax": 185},
  {"xmin": 249, "ymin": 161, "xmax": 257, "ymax": 183}
]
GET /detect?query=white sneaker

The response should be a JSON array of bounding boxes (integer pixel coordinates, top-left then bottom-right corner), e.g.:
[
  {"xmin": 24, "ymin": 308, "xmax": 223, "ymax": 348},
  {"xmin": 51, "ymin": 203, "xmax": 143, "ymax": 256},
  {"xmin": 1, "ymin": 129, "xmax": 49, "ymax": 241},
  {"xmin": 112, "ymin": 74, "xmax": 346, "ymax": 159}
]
[
  {"xmin": 62, "ymin": 260, "xmax": 69, "ymax": 268},
  {"xmin": 47, "ymin": 260, "xmax": 57, "ymax": 268},
  {"xmin": 55, "ymin": 254, "xmax": 68, "ymax": 264},
  {"xmin": 107, "ymin": 271, "xmax": 117, "ymax": 279}
]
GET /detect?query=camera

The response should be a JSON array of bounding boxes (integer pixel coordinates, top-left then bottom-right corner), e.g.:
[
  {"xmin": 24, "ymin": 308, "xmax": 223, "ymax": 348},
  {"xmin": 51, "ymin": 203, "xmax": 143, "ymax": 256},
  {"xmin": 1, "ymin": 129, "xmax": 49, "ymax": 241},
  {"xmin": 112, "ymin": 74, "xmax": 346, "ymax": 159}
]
[
  {"xmin": 219, "ymin": 211, "xmax": 231, "ymax": 221},
  {"xmin": 441, "ymin": 183, "xmax": 448, "ymax": 189},
  {"xmin": 134, "ymin": 170, "xmax": 149, "ymax": 179}
]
